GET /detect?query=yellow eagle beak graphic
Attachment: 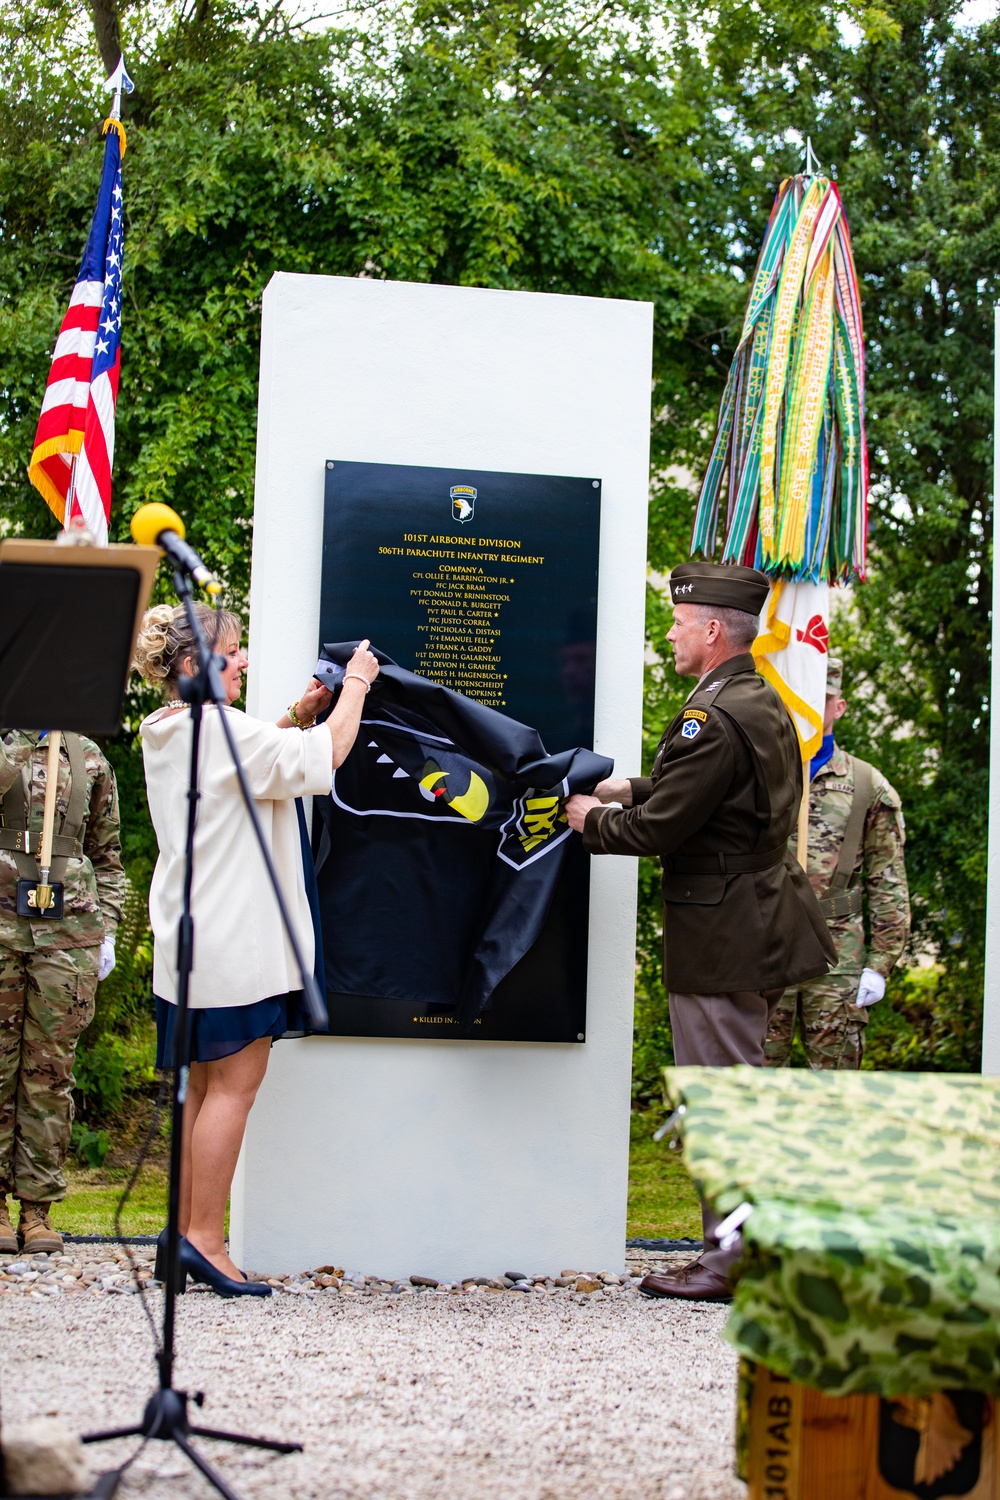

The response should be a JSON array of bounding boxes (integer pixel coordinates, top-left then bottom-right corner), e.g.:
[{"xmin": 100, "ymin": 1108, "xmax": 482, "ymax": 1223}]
[{"xmin": 418, "ymin": 767, "xmax": 490, "ymax": 823}]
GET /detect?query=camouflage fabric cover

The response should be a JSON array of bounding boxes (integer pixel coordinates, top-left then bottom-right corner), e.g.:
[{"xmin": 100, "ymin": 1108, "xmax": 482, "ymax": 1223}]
[
  {"xmin": 807, "ymin": 744, "xmax": 909, "ymax": 979},
  {"xmin": 663, "ymin": 1065, "xmax": 1000, "ymax": 1398},
  {"xmin": 0, "ymin": 731, "xmax": 124, "ymax": 951}
]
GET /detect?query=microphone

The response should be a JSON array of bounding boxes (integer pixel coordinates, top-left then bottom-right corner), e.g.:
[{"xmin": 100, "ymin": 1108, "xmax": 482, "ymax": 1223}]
[{"xmin": 130, "ymin": 503, "xmax": 222, "ymax": 595}]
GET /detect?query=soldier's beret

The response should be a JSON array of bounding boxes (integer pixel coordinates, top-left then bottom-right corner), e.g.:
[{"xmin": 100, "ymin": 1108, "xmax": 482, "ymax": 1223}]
[
  {"xmin": 826, "ymin": 657, "xmax": 844, "ymax": 697},
  {"xmin": 668, "ymin": 561, "xmax": 770, "ymax": 616}
]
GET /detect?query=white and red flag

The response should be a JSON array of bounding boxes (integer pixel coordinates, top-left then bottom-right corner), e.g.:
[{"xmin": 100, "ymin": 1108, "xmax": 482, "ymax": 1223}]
[
  {"xmin": 752, "ymin": 580, "xmax": 829, "ymax": 760},
  {"xmin": 28, "ymin": 68, "xmax": 132, "ymax": 544}
]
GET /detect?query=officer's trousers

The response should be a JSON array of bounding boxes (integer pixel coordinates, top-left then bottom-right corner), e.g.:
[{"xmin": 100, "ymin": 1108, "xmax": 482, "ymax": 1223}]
[
  {"xmin": 669, "ymin": 988, "xmax": 784, "ymax": 1274},
  {"xmin": 0, "ymin": 945, "xmax": 99, "ymax": 1202}
]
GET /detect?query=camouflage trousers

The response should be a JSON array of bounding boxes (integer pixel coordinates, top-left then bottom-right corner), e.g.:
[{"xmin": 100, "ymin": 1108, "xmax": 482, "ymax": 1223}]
[
  {"xmin": 0, "ymin": 944, "xmax": 98, "ymax": 1202},
  {"xmin": 762, "ymin": 972, "xmax": 866, "ymax": 1071}
]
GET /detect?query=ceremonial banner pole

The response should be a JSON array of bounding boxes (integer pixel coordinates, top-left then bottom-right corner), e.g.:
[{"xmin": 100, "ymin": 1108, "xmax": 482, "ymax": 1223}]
[
  {"xmin": 689, "ymin": 144, "xmax": 869, "ymax": 866},
  {"xmin": 34, "ymin": 732, "xmax": 64, "ymax": 914},
  {"xmin": 798, "ymin": 771, "xmax": 809, "ymax": 862}
]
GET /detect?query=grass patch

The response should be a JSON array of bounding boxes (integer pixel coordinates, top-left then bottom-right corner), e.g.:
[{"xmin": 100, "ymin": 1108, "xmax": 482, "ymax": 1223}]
[
  {"xmin": 51, "ymin": 1110, "xmax": 699, "ymax": 1244},
  {"xmin": 51, "ymin": 1163, "xmax": 167, "ymax": 1237},
  {"xmin": 627, "ymin": 1109, "xmax": 701, "ymax": 1239}
]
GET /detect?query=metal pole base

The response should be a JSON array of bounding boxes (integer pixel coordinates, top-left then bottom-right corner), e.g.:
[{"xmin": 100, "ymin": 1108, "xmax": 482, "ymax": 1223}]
[{"xmin": 82, "ymin": 1388, "xmax": 302, "ymax": 1500}]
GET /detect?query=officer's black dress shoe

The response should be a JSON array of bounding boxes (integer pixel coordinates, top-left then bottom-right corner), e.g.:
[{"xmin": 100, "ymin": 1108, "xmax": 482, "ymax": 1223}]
[{"xmin": 638, "ymin": 1262, "xmax": 733, "ymax": 1303}]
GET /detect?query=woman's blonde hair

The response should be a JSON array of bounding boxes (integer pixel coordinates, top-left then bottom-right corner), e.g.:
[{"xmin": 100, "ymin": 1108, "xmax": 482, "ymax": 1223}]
[{"xmin": 133, "ymin": 603, "xmax": 244, "ymax": 696}]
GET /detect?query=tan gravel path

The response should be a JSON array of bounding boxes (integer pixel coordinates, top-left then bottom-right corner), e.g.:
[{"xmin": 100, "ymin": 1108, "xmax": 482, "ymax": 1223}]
[{"xmin": 1, "ymin": 1252, "xmax": 745, "ymax": 1500}]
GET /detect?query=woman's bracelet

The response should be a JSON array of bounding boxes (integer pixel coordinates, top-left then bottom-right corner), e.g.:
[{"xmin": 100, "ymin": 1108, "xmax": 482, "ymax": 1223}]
[
  {"xmin": 343, "ymin": 673, "xmax": 372, "ymax": 693},
  {"xmin": 287, "ymin": 701, "xmax": 315, "ymax": 729}
]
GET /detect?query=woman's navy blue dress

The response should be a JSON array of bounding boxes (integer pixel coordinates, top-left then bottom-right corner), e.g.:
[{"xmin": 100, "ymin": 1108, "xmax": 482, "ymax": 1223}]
[{"xmin": 155, "ymin": 800, "xmax": 327, "ymax": 1067}]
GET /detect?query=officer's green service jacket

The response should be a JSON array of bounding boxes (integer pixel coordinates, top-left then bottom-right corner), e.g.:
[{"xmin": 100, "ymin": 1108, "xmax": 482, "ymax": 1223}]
[
  {"xmin": 0, "ymin": 731, "xmax": 125, "ymax": 952},
  {"xmin": 583, "ymin": 653, "xmax": 835, "ymax": 993}
]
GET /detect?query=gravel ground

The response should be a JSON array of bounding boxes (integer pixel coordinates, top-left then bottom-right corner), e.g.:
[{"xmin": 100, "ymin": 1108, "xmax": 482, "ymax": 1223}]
[{"xmin": 0, "ymin": 1249, "xmax": 745, "ymax": 1500}]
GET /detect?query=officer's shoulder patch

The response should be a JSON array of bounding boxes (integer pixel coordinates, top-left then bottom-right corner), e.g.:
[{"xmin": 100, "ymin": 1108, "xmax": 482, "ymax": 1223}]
[
  {"xmin": 680, "ymin": 718, "xmax": 702, "ymax": 740},
  {"xmin": 682, "ymin": 708, "xmax": 708, "ymax": 722}
]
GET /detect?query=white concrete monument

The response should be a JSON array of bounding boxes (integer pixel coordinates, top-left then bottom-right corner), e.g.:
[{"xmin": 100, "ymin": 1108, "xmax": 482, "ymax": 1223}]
[{"xmin": 231, "ymin": 273, "xmax": 652, "ymax": 1277}]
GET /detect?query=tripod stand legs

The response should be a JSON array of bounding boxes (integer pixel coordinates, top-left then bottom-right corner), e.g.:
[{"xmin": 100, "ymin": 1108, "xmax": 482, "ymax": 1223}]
[
  {"xmin": 188, "ymin": 1426, "xmax": 302, "ymax": 1454},
  {"xmin": 82, "ymin": 1388, "xmax": 302, "ymax": 1500},
  {"xmin": 171, "ymin": 1434, "xmax": 243, "ymax": 1500},
  {"xmin": 79, "ymin": 1424, "xmax": 145, "ymax": 1444}
]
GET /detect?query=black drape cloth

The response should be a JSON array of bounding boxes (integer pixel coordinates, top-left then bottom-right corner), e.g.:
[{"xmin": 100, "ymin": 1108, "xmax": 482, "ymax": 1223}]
[{"xmin": 313, "ymin": 644, "xmax": 612, "ymax": 1026}]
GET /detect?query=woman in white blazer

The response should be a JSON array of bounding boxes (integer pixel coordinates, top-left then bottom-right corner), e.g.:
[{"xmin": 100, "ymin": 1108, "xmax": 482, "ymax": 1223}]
[{"xmin": 134, "ymin": 603, "xmax": 377, "ymax": 1297}]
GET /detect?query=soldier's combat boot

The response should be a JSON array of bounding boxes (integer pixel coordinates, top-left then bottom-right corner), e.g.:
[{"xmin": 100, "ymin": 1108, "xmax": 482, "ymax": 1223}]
[
  {"xmin": 18, "ymin": 1202, "xmax": 64, "ymax": 1255},
  {"xmin": 0, "ymin": 1199, "xmax": 17, "ymax": 1254}
]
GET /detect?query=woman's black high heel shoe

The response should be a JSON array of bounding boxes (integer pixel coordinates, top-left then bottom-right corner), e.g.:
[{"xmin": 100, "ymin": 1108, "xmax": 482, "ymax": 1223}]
[
  {"xmin": 179, "ymin": 1237, "xmax": 271, "ymax": 1297},
  {"xmin": 154, "ymin": 1229, "xmax": 270, "ymax": 1298}
]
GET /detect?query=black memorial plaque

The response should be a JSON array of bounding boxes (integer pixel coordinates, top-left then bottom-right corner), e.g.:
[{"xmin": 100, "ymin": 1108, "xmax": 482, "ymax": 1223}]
[{"xmin": 317, "ymin": 459, "xmax": 602, "ymax": 1043}]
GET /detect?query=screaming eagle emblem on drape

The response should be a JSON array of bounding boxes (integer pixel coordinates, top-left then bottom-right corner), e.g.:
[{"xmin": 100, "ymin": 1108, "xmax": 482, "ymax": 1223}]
[{"xmin": 312, "ymin": 645, "xmax": 611, "ymax": 1025}]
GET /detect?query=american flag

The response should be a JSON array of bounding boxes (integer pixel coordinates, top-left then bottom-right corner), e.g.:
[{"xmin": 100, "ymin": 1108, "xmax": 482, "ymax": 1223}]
[{"xmin": 28, "ymin": 119, "xmax": 127, "ymax": 546}]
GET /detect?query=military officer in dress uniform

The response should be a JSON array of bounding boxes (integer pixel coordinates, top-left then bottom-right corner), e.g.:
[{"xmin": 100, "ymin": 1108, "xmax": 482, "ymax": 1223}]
[
  {"xmin": 0, "ymin": 730, "xmax": 125, "ymax": 1255},
  {"xmin": 763, "ymin": 657, "xmax": 910, "ymax": 1070},
  {"xmin": 566, "ymin": 561, "xmax": 835, "ymax": 1303}
]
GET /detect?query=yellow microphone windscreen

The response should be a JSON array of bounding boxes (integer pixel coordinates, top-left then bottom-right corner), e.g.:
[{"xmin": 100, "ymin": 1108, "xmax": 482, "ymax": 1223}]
[{"xmin": 130, "ymin": 502, "xmax": 186, "ymax": 547}]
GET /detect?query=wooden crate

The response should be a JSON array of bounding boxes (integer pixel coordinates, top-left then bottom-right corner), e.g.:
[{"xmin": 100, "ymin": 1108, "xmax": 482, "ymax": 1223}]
[{"xmin": 742, "ymin": 1360, "xmax": 999, "ymax": 1499}]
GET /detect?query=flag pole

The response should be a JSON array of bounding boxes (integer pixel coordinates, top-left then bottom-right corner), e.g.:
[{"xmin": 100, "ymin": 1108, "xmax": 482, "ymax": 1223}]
[
  {"xmin": 61, "ymin": 453, "xmax": 91, "ymax": 537},
  {"xmin": 796, "ymin": 760, "xmax": 809, "ymax": 867},
  {"xmin": 33, "ymin": 732, "xmax": 64, "ymax": 913},
  {"xmin": 31, "ymin": 54, "xmax": 133, "ymax": 544},
  {"xmin": 105, "ymin": 53, "xmax": 132, "ymax": 125}
]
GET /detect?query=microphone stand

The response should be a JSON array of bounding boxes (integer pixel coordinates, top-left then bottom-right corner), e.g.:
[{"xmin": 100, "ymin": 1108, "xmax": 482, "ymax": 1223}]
[{"xmin": 81, "ymin": 569, "xmax": 328, "ymax": 1500}]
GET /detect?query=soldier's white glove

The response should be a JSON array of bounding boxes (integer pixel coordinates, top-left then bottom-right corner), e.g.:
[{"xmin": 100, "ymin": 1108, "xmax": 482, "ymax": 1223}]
[
  {"xmin": 855, "ymin": 968, "xmax": 885, "ymax": 1008},
  {"xmin": 98, "ymin": 935, "xmax": 116, "ymax": 982}
]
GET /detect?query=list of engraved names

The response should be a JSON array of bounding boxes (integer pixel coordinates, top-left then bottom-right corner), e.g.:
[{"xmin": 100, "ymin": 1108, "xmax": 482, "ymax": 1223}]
[{"xmin": 376, "ymin": 532, "xmax": 545, "ymax": 707}]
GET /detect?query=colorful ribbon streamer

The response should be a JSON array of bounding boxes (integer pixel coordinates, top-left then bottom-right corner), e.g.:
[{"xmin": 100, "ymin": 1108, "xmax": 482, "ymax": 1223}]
[{"xmin": 690, "ymin": 174, "xmax": 868, "ymax": 583}]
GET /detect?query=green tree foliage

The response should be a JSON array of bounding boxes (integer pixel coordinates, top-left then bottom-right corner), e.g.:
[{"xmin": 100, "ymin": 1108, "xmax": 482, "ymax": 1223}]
[
  {"xmin": 1, "ymin": 0, "xmax": 736, "ymax": 883},
  {"xmin": 72, "ymin": 879, "xmax": 156, "ymax": 1123},
  {"xmin": 829, "ymin": 9, "xmax": 998, "ymax": 1071},
  {"xmin": 0, "ymin": 0, "xmax": 995, "ymax": 1100},
  {"xmin": 634, "ymin": 0, "xmax": 1000, "ymax": 1093},
  {"xmin": 697, "ymin": 0, "xmax": 999, "ymax": 1072},
  {"xmin": 1, "ymin": 0, "xmax": 735, "ymax": 570}
]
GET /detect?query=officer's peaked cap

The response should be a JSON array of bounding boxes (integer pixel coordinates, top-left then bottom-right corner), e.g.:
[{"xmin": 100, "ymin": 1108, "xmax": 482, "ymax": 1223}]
[{"xmin": 669, "ymin": 562, "xmax": 770, "ymax": 616}]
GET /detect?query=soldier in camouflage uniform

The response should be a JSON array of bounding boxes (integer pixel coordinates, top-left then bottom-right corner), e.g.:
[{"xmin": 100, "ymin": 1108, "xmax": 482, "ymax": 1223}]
[
  {"xmin": 0, "ymin": 730, "xmax": 125, "ymax": 1253},
  {"xmin": 764, "ymin": 659, "xmax": 910, "ymax": 1070}
]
